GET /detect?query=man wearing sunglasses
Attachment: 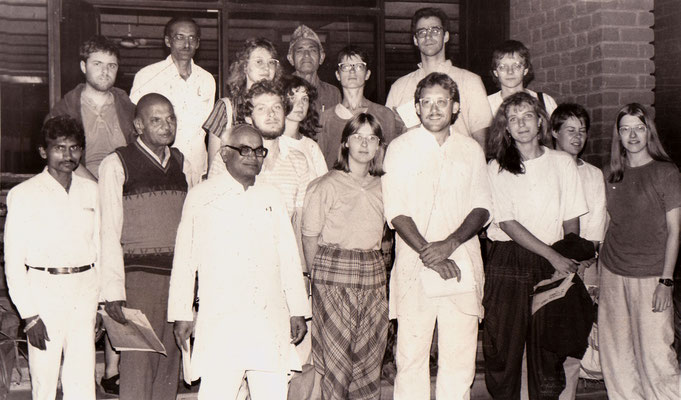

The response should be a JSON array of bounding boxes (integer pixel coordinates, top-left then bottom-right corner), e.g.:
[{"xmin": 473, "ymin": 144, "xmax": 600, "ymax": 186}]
[
  {"xmin": 130, "ymin": 16, "xmax": 216, "ymax": 184},
  {"xmin": 385, "ymin": 7, "xmax": 491, "ymax": 152},
  {"xmin": 382, "ymin": 73, "xmax": 492, "ymax": 399},
  {"xmin": 317, "ymin": 45, "xmax": 405, "ymax": 169},
  {"xmin": 169, "ymin": 123, "xmax": 310, "ymax": 400}
]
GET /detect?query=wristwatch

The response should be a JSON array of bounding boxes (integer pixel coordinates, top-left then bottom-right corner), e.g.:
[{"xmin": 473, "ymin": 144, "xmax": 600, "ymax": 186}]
[{"xmin": 659, "ymin": 278, "xmax": 674, "ymax": 287}]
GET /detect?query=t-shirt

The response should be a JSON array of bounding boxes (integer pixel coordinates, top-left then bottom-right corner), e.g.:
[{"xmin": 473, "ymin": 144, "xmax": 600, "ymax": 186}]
[
  {"xmin": 487, "ymin": 147, "xmax": 588, "ymax": 245},
  {"xmin": 577, "ymin": 161, "xmax": 606, "ymax": 243},
  {"xmin": 279, "ymin": 135, "xmax": 328, "ymax": 179},
  {"xmin": 302, "ymin": 170, "xmax": 383, "ymax": 250},
  {"xmin": 600, "ymin": 160, "xmax": 681, "ymax": 277}
]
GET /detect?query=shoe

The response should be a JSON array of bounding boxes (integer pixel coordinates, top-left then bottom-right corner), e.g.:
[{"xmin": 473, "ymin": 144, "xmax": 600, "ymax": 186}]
[{"xmin": 100, "ymin": 374, "xmax": 120, "ymax": 395}]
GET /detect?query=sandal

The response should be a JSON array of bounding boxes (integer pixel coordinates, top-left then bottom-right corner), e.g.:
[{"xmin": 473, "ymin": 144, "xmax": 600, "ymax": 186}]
[{"xmin": 100, "ymin": 374, "xmax": 120, "ymax": 395}]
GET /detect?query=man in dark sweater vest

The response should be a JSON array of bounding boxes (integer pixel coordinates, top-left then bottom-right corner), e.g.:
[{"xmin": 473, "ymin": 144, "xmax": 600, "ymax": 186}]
[{"xmin": 99, "ymin": 93, "xmax": 194, "ymax": 400}]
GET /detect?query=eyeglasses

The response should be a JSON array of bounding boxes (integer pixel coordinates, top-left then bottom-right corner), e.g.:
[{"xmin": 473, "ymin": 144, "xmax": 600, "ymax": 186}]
[
  {"xmin": 223, "ymin": 144, "xmax": 268, "ymax": 158},
  {"xmin": 618, "ymin": 125, "xmax": 647, "ymax": 135},
  {"xmin": 414, "ymin": 26, "xmax": 444, "ymax": 39},
  {"xmin": 338, "ymin": 62, "xmax": 367, "ymax": 72},
  {"xmin": 348, "ymin": 134, "xmax": 380, "ymax": 144},
  {"xmin": 507, "ymin": 112, "xmax": 537, "ymax": 126},
  {"xmin": 171, "ymin": 34, "xmax": 199, "ymax": 44},
  {"xmin": 251, "ymin": 58, "xmax": 280, "ymax": 70},
  {"xmin": 418, "ymin": 97, "xmax": 452, "ymax": 109},
  {"xmin": 496, "ymin": 62, "xmax": 525, "ymax": 74}
]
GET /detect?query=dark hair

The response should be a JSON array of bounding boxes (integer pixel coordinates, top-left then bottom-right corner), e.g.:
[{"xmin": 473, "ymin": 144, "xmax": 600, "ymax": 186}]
[
  {"xmin": 490, "ymin": 40, "xmax": 534, "ymax": 88},
  {"xmin": 239, "ymin": 79, "xmax": 286, "ymax": 122},
  {"xmin": 607, "ymin": 103, "xmax": 672, "ymax": 183},
  {"xmin": 411, "ymin": 7, "xmax": 448, "ymax": 35},
  {"xmin": 488, "ymin": 92, "xmax": 552, "ymax": 175},
  {"xmin": 79, "ymin": 35, "xmax": 119, "ymax": 63},
  {"xmin": 333, "ymin": 113, "xmax": 385, "ymax": 176},
  {"xmin": 164, "ymin": 16, "xmax": 200, "ymax": 39},
  {"xmin": 414, "ymin": 72, "xmax": 460, "ymax": 105},
  {"xmin": 336, "ymin": 45, "xmax": 370, "ymax": 66},
  {"xmin": 282, "ymin": 75, "xmax": 321, "ymax": 140},
  {"xmin": 39, "ymin": 115, "xmax": 85, "ymax": 149},
  {"xmin": 550, "ymin": 103, "xmax": 591, "ymax": 133},
  {"xmin": 227, "ymin": 38, "xmax": 282, "ymax": 118}
]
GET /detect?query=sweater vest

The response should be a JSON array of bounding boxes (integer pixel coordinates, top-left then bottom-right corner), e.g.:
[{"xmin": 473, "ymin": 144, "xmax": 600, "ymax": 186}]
[{"xmin": 115, "ymin": 142, "xmax": 187, "ymax": 274}]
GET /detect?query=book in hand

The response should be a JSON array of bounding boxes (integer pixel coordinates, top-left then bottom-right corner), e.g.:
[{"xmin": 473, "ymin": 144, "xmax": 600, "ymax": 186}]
[{"xmin": 99, "ymin": 307, "xmax": 167, "ymax": 355}]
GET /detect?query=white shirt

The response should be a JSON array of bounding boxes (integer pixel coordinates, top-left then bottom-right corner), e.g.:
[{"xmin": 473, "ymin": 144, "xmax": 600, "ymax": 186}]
[
  {"xmin": 486, "ymin": 147, "xmax": 588, "ymax": 244},
  {"xmin": 98, "ymin": 138, "xmax": 195, "ymax": 301},
  {"xmin": 168, "ymin": 172, "xmax": 310, "ymax": 375},
  {"xmin": 4, "ymin": 170, "xmax": 100, "ymax": 318},
  {"xmin": 385, "ymin": 59, "xmax": 492, "ymax": 137},
  {"xmin": 130, "ymin": 55, "xmax": 216, "ymax": 182},
  {"xmin": 577, "ymin": 160, "xmax": 607, "ymax": 243},
  {"xmin": 487, "ymin": 89, "xmax": 558, "ymax": 118},
  {"xmin": 279, "ymin": 135, "xmax": 328, "ymax": 179},
  {"xmin": 382, "ymin": 126, "xmax": 493, "ymax": 318}
]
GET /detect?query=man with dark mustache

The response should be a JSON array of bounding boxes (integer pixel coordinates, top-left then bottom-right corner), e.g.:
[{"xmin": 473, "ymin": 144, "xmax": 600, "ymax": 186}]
[
  {"xmin": 48, "ymin": 35, "xmax": 136, "ymax": 180},
  {"xmin": 98, "ymin": 93, "xmax": 195, "ymax": 400},
  {"xmin": 5, "ymin": 116, "xmax": 100, "ymax": 399}
]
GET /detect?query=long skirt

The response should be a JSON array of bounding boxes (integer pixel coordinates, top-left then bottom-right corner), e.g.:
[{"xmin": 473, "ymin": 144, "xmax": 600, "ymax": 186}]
[{"xmin": 311, "ymin": 246, "xmax": 389, "ymax": 400}]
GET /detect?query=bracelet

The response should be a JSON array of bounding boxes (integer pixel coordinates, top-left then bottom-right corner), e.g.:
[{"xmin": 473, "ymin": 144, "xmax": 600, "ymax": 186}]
[{"xmin": 23, "ymin": 317, "xmax": 39, "ymax": 333}]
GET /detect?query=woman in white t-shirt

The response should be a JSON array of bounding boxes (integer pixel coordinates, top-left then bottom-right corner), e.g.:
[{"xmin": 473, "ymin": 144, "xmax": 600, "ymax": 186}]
[
  {"xmin": 483, "ymin": 92, "xmax": 587, "ymax": 399},
  {"xmin": 488, "ymin": 40, "xmax": 557, "ymax": 118}
]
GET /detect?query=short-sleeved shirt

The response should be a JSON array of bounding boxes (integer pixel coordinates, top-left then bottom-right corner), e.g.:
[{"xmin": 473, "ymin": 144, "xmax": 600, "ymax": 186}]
[
  {"xmin": 279, "ymin": 135, "xmax": 328, "ymax": 179},
  {"xmin": 385, "ymin": 59, "xmax": 492, "ymax": 137},
  {"xmin": 302, "ymin": 170, "xmax": 383, "ymax": 250},
  {"xmin": 80, "ymin": 91, "xmax": 127, "ymax": 178},
  {"xmin": 486, "ymin": 147, "xmax": 588, "ymax": 245},
  {"xmin": 601, "ymin": 160, "xmax": 681, "ymax": 277},
  {"xmin": 298, "ymin": 73, "xmax": 341, "ymax": 115},
  {"xmin": 258, "ymin": 139, "xmax": 312, "ymax": 215},
  {"xmin": 577, "ymin": 161, "xmax": 607, "ymax": 243},
  {"xmin": 487, "ymin": 89, "xmax": 558, "ymax": 118},
  {"xmin": 318, "ymin": 101, "xmax": 404, "ymax": 169}
]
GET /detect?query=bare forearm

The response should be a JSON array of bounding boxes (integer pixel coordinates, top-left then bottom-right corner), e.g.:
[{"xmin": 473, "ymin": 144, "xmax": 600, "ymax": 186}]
[
  {"xmin": 445, "ymin": 208, "xmax": 489, "ymax": 248},
  {"xmin": 391, "ymin": 215, "xmax": 428, "ymax": 253},
  {"xmin": 662, "ymin": 208, "xmax": 680, "ymax": 279},
  {"xmin": 563, "ymin": 217, "xmax": 580, "ymax": 237},
  {"xmin": 500, "ymin": 220, "xmax": 556, "ymax": 260},
  {"xmin": 470, "ymin": 128, "xmax": 487, "ymax": 154},
  {"xmin": 301, "ymin": 235, "xmax": 320, "ymax": 274},
  {"xmin": 206, "ymin": 133, "xmax": 221, "ymax": 172}
]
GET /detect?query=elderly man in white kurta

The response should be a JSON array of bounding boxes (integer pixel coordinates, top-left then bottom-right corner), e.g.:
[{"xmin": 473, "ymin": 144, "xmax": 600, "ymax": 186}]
[
  {"xmin": 130, "ymin": 16, "xmax": 215, "ymax": 183},
  {"xmin": 382, "ymin": 72, "xmax": 492, "ymax": 399},
  {"xmin": 168, "ymin": 124, "xmax": 310, "ymax": 400}
]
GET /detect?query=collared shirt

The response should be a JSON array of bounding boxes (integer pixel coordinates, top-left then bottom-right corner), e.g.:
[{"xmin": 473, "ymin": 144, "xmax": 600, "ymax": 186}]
[
  {"xmin": 382, "ymin": 126, "xmax": 492, "ymax": 317},
  {"xmin": 130, "ymin": 55, "xmax": 216, "ymax": 182},
  {"xmin": 4, "ymin": 169, "xmax": 100, "ymax": 318},
  {"xmin": 168, "ymin": 172, "xmax": 310, "ymax": 374},
  {"xmin": 486, "ymin": 147, "xmax": 588, "ymax": 245},
  {"xmin": 297, "ymin": 73, "xmax": 341, "ymax": 115},
  {"xmin": 385, "ymin": 59, "xmax": 492, "ymax": 137},
  {"xmin": 98, "ymin": 138, "xmax": 195, "ymax": 301},
  {"xmin": 487, "ymin": 89, "xmax": 558, "ymax": 118},
  {"xmin": 577, "ymin": 161, "xmax": 606, "ymax": 243},
  {"xmin": 80, "ymin": 91, "xmax": 127, "ymax": 178}
]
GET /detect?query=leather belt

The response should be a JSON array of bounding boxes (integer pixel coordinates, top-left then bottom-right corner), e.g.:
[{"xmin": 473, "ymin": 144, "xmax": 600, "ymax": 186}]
[{"xmin": 26, "ymin": 263, "xmax": 94, "ymax": 275}]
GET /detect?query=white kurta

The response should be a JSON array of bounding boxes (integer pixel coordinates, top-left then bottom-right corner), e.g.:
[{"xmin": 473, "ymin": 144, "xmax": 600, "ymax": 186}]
[
  {"xmin": 168, "ymin": 172, "xmax": 310, "ymax": 378},
  {"xmin": 382, "ymin": 126, "xmax": 493, "ymax": 319}
]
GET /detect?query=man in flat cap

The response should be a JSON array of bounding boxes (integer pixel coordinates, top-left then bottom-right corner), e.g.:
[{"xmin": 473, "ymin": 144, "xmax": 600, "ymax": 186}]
[{"xmin": 288, "ymin": 25, "xmax": 341, "ymax": 115}]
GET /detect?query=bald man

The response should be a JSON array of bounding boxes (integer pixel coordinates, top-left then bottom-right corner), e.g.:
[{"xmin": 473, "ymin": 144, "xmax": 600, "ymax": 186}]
[
  {"xmin": 99, "ymin": 93, "xmax": 195, "ymax": 400},
  {"xmin": 169, "ymin": 124, "xmax": 310, "ymax": 400}
]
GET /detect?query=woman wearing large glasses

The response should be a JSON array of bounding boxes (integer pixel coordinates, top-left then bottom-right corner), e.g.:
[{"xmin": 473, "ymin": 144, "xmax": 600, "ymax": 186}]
[
  {"xmin": 302, "ymin": 113, "xmax": 388, "ymax": 400},
  {"xmin": 483, "ymin": 92, "xmax": 587, "ymax": 399},
  {"xmin": 487, "ymin": 40, "xmax": 557, "ymax": 118},
  {"xmin": 203, "ymin": 37, "xmax": 282, "ymax": 176},
  {"xmin": 598, "ymin": 103, "xmax": 681, "ymax": 399}
]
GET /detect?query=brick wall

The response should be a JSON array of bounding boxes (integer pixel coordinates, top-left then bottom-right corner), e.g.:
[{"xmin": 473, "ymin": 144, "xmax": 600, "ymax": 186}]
[
  {"xmin": 510, "ymin": 0, "xmax": 655, "ymax": 167},
  {"xmin": 654, "ymin": 0, "xmax": 681, "ymax": 167}
]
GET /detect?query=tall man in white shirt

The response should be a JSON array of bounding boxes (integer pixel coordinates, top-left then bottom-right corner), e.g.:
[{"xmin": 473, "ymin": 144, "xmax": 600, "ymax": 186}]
[
  {"xmin": 382, "ymin": 73, "xmax": 493, "ymax": 399},
  {"xmin": 99, "ymin": 93, "xmax": 193, "ymax": 400},
  {"xmin": 385, "ymin": 7, "xmax": 491, "ymax": 151},
  {"xmin": 170, "ymin": 123, "xmax": 310, "ymax": 400},
  {"xmin": 4, "ymin": 116, "xmax": 100, "ymax": 400},
  {"xmin": 130, "ymin": 16, "xmax": 215, "ymax": 183}
]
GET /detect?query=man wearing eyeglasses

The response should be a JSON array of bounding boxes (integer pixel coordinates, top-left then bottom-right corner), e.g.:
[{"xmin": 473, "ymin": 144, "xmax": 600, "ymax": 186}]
[
  {"xmin": 382, "ymin": 73, "xmax": 492, "ymax": 399},
  {"xmin": 130, "ymin": 16, "xmax": 216, "ymax": 184},
  {"xmin": 169, "ymin": 123, "xmax": 310, "ymax": 400},
  {"xmin": 288, "ymin": 25, "xmax": 341, "ymax": 115},
  {"xmin": 99, "ymin": 93, "xmax": 196, "ymax": 400},
  {"xmin": 385, "ymin": 7, "xmax": 491, "ymax": 152},
  {"xmin": 317, "ymin": 45, "xmax": 405, "ymax": 169}
]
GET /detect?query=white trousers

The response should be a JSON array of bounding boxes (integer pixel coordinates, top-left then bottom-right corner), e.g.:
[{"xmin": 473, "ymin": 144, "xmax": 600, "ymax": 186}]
[
  {"xmin": 199, "ymin": 369, "xmax": 288, "ymax": 400},
  {"xmin": 393, "ymin": 294, "xmax": 478, "ymax": 400},
  {"xmin": 26, "ymin": 267, "xmax": 98, "ymax": 400},
  {"xmin": 599, "ymin": 266, "xmax": 681, "ymax": 400}
]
